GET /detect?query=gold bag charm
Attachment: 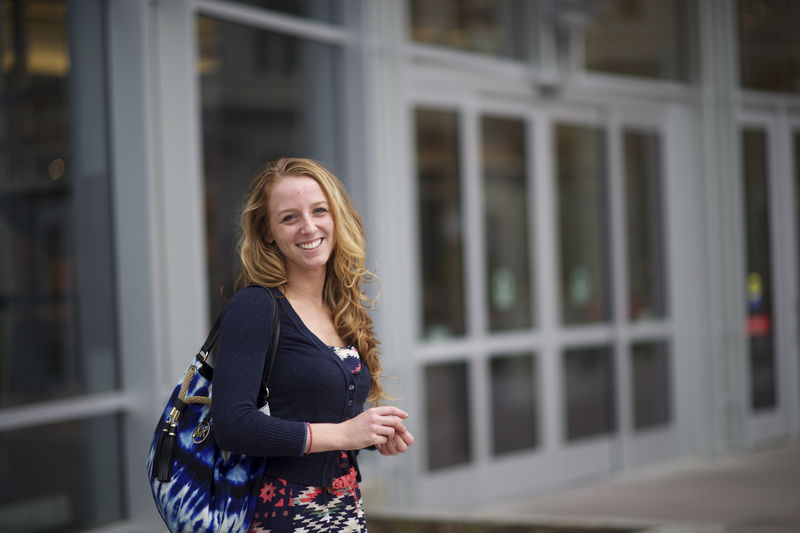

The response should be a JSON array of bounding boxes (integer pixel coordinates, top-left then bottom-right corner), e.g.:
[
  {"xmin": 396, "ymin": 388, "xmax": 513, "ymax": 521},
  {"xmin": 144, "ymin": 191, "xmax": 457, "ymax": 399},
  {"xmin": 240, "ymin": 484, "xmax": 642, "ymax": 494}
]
[{"xmin": 192, "ymin": 419, "xmax": 211, "ymax": 444}]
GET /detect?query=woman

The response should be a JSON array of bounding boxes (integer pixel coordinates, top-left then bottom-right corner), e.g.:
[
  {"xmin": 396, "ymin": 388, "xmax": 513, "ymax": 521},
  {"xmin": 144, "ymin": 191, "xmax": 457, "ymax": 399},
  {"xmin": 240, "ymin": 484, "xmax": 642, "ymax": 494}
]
[{"xmin": 211, "ymin": 158, "xmax": 413, "ymax": 533}]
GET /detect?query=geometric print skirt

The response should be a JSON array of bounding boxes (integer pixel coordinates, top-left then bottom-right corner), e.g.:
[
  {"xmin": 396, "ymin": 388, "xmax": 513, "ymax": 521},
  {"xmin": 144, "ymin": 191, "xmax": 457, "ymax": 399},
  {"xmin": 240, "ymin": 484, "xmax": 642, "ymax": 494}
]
[{"xmin": 247, "ymin": 452, "xmax": 367, "ymax": 533}]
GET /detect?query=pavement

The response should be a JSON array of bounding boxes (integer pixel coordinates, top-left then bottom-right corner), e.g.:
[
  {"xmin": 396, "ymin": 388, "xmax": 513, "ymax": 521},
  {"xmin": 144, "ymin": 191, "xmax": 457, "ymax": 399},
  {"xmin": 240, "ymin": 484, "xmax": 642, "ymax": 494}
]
[{"xmin": 475, "ymin": 441, "xmax": 800, "ymax": 533}]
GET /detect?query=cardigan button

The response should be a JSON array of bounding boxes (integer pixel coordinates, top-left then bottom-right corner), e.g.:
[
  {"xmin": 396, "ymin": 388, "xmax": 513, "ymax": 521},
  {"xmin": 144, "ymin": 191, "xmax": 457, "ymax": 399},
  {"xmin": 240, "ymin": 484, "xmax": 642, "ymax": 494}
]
[{"xmin": 348, "ymin": 384, "xmax": 355, "ymax": 391}]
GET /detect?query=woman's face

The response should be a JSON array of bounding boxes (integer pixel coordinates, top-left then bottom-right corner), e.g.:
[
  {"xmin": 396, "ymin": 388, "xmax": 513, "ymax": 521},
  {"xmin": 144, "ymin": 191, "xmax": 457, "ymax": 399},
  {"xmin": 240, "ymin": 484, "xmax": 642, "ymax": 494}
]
[{"xmin": 267, "ymin": 175, "xmax": 335, "ymax": 276}]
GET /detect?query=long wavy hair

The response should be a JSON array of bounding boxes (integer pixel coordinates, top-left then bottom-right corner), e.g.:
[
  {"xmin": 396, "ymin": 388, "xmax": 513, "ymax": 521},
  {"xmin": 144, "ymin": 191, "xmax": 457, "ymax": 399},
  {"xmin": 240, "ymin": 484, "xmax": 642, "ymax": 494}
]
[{"xmin": 236, "ymin": 158, "xmax": 384, "ymax": 404}]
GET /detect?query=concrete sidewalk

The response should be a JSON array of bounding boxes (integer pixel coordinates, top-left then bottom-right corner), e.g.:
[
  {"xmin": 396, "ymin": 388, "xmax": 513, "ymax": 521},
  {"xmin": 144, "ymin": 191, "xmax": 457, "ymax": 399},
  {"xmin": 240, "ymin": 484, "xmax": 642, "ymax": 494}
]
[{"xmin": 476, "ymin": 442, "xmax": 800, "ymax": 533}]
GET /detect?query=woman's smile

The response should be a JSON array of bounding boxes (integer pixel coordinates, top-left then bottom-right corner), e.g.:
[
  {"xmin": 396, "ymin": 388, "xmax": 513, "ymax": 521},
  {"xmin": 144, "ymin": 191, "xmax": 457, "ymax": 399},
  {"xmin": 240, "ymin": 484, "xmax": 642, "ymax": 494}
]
[{"xmin": 298, "ymin": 238, "xmax": 323, "ymax": 250}]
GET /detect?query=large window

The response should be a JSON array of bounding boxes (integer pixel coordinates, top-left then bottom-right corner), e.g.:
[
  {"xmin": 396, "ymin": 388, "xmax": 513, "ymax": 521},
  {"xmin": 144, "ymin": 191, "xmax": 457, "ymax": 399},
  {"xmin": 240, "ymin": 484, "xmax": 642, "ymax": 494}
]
[
  {"xmin": 556, "ymin": 123, "xmax": 611, "ymax": 325},
  {"xmin": 415, "ymin": 108, "xmax": 465, "ymax": 339},
  {"xmin": 409, "ymin": 0, "xmax": 529, "ymax": 59},
  {"xmin": 0, "ymin": 415, "xmax": 124, "ymax": 531},
  {"xmin": 564, "ymin": 346, "xmax": 616, "ymax": 441},
  {"xmin": 0, "ymin": 0, "xmax": 122, "ymax": 529},
  {"xmin": 482, "ymin": 116, "xmax": 533, "ymax": 331},
  {"xmin": 425, "ymin": 360, "xmax": 471, "ymax": 470},
  {"xmin": 490, "ymin": 352, "xmax": 538, "ymax": 455},
  {"xmin": 738, "ymin": 0, "xmax": 800, "ymax": 93},
  {"xmin": 624, "ymin": 129, "xmax": 667, "ymax": 320},
  {"xmin": 584, "ymin": 0, "xmax": 691, "ymax": 82},
  {"xmin": 198, "ymin": 13, "xmax": 345, "ymax": 318}
]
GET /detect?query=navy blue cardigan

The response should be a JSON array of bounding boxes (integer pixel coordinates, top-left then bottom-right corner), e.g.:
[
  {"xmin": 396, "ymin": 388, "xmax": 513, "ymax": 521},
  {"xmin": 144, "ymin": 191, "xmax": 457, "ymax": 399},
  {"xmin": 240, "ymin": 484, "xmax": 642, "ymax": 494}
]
[{"xmin": 211, "ymin": 286, "xmax": 372, "ymax": 486}]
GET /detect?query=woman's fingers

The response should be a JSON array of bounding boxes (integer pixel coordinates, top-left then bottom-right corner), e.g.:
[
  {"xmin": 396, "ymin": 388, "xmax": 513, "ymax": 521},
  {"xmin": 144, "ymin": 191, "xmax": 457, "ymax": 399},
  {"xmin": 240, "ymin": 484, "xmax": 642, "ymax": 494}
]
[
  {"xmin": 370, "ymin": 406, "xmax": 409, "ymax": 419},
  {"xmin": 399, "ymin": 428, "xmax": 414, "ymax": 446},
  {"xmin": 344, "ymin": 406, "xmax": 415, "ymax": 450}
]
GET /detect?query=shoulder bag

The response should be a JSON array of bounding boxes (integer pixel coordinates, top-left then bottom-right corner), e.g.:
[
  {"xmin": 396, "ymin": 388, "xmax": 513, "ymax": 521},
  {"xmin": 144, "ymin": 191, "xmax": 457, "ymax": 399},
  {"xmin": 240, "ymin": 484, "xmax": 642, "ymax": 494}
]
[{"xmin": 146, "ymin": 286, "xmax": 280, "ymax": 533}]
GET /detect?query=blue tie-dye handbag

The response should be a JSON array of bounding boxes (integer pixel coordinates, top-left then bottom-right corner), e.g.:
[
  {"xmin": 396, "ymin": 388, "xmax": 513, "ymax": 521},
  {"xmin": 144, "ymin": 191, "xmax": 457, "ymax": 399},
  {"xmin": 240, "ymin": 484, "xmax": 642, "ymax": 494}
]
[{"xmin": 146, "ymin": 288, "xmax": 280, "ymax": 533}]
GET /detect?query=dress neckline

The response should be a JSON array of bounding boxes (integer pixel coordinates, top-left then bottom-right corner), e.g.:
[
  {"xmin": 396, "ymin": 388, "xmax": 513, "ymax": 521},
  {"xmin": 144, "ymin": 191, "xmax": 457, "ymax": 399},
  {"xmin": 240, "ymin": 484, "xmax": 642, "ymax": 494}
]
[{"xmin": 273, "ymin": 287, "xmax": 346, "ymax": 353}]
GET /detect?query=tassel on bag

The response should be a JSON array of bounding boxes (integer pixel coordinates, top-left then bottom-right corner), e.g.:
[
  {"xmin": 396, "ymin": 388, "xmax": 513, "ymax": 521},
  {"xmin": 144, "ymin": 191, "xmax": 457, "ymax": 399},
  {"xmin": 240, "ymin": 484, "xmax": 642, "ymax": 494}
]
[{"xmin": 152, "ymin": 367, "xmax": 211, "ymax": 482}]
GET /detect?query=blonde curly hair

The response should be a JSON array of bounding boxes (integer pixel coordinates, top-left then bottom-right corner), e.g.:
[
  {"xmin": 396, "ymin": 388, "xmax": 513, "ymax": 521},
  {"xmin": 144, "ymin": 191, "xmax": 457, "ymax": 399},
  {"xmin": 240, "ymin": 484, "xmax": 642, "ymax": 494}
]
[{"xmin": 236, "ymin": 158, "xmax": 384, "ymax": 404}]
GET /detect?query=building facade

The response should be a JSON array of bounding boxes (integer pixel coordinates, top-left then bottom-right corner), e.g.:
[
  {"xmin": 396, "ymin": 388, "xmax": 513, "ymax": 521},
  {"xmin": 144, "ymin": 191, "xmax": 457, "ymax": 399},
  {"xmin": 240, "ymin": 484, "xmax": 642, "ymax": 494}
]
[{"xmin": 1, "ymin": 0, "xmax": 799, "ymax": 531}]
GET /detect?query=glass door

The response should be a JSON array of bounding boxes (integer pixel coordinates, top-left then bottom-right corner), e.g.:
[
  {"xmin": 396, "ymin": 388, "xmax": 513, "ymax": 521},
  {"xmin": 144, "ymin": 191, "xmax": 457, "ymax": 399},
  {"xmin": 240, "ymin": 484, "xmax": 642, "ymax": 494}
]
[
  {"xmin": 412, "ymin": 97, "xmax": 556, "ymax": 507},
  {"xmin": 410, "ymin": 93, "xmax": 680, "ymax": 507},
  {"xmin": 739, "ymin": 112, "xmax": 799, "ymax": 444}
]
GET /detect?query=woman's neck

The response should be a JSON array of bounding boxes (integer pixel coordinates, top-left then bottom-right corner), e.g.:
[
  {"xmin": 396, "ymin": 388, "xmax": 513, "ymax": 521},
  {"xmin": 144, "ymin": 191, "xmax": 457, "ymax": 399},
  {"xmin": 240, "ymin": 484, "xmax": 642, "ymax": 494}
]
[{"xmin": 284, "ymin": 267, "xmax": 326, "ymax": 304}]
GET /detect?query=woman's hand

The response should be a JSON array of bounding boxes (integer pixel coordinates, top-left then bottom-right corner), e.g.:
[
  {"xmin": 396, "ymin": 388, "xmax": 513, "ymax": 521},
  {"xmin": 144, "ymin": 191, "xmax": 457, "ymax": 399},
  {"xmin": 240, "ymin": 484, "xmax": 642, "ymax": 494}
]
[
  {"xmin": 339, "ymin": 406, "xmax": 411, "ymax": 450},
  {"xmin": 307, "ymin": 406, "xmax": 414, "ymax": 454},
  {"xmin": 376, "ymin": 425, "xmax": 415, "ymax": 456}
]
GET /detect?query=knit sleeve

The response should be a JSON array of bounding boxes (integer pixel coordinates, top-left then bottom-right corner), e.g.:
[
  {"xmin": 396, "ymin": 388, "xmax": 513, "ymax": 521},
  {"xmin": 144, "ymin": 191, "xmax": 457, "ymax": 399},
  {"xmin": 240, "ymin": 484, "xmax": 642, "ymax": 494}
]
[{"xmin": 211, "ymin": 286, "xmax": 307, "ymax": 457}]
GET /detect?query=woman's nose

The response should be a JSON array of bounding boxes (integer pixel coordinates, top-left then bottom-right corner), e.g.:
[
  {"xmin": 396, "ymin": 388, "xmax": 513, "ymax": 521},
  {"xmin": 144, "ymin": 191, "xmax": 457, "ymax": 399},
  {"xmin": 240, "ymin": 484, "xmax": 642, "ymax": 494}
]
[{"xmin": 299, "ymin": 214, "xmax": 316, "ymax": 233}]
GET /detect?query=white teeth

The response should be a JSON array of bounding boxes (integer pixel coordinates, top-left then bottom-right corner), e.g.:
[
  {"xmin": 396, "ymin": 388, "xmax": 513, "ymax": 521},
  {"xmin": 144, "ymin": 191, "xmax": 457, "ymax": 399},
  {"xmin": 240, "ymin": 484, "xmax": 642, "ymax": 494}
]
[{"xmin": 298, "ymin": 238, "xmax": 322, "ymax": 250}]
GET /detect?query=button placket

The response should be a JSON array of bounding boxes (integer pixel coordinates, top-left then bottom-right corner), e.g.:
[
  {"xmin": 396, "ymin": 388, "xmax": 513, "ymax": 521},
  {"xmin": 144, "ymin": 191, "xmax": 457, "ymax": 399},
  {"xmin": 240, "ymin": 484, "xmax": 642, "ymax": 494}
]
[{"xmin": 344, "ymin": 378, "xmax": 356, "ymax": 416}]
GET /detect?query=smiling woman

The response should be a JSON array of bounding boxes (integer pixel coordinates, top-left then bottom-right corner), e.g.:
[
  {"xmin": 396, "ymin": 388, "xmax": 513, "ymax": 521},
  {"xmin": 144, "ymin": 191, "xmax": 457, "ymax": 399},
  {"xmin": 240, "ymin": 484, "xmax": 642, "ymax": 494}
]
[{"xmin": 208, "ymin": 157, "xmax": 414, "ymax": 533}]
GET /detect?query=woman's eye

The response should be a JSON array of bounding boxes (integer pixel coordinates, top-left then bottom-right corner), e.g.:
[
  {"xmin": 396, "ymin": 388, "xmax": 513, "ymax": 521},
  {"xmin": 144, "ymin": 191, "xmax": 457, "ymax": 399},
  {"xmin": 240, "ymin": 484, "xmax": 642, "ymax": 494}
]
[
  {"xmin": 281, "ymin": 214, "xmax": 296, "ymax": 223},
  {"xmin": 313, "ymin": 207, "xmax": 328, "ymax": 215}
]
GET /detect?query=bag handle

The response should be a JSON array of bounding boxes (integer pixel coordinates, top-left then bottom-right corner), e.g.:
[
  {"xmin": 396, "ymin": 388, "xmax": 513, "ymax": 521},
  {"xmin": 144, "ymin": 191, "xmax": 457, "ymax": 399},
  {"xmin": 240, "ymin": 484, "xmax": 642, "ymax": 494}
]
[
  {"xmin": 196, "ymin": 286, "xmax": 280, "ymax": 406},
  {"xmin": 258, "ymin": 288, "xmax": 280, "ymax": 406}
]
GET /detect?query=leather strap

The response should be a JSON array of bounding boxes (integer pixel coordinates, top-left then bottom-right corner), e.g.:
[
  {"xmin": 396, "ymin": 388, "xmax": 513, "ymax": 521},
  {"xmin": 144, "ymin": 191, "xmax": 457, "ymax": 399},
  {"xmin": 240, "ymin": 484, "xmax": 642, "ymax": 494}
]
[{"xmin": 197, "ymin": 286, "xmax": 280, "ymax": 407}]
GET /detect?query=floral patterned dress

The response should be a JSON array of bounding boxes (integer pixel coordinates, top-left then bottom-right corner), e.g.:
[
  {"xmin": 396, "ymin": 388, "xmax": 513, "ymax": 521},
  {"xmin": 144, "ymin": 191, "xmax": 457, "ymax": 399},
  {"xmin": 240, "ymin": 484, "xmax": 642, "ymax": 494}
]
[{"xmin": 248, "ymin": 346, "xmax": 367, "ymax": 533}]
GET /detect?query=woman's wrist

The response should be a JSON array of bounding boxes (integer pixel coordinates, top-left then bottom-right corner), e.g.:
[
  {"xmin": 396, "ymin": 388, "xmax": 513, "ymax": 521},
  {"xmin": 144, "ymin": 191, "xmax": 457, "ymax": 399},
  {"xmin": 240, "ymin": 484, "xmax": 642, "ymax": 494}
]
[
  {"xmin": 306, "ymin": 422, "xmax": 348, "ymax": 453},
  {"xmin": 304, "ymin": 422, "xmax": 313, "ymax": 454}
]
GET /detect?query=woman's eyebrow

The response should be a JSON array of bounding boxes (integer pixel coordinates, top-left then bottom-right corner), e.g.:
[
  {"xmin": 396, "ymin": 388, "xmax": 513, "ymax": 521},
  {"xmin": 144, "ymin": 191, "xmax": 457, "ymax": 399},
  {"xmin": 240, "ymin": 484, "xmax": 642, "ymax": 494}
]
[{"xmin": 275, "ymin": 201, "xmax": 327, "ymax": 217}]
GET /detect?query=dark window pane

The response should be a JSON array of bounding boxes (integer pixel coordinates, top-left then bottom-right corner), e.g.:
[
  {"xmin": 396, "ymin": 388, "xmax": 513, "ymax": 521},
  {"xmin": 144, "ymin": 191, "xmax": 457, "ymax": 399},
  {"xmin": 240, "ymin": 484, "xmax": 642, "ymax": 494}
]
[
  {"xmin": 409, "ymin": 0, "xmax": 528, "ymax": 59},
  {"xmin": 556, "ymin": 124, "xmax": 612, "ymax": 325},
  {"xmin": 490, "ymin": 353, "xmax": 537, "ymax": 455},
  {"xmin": 632, "ymin": 340, "xmax": 671, "ymax": 430},
  {"xmin": 415, "ymin": 108, "xmax": 465, "ymax": 339},
  {"xmin": 198, "ymin": 16, "xmax": 344, "ymax": 318},
  {"xmin": 425, "ymin": 360, "xmax": 471, "ymax": 470},
  {"xmin": 0, "ymin": 0, "xmax": 117, "ymax": 407},
  {"xmin": 0, "ymin": 415, "xmax": 124, "ymax": 531},
  {"xmin": 624, "ymin": 129, "xmax": 668, "ymax": 320},
  {"xmin": 742, "ymin": 129, "xmax": 777, "ymax": 411},
  {"xmin": 585, "ymin": 0, "xmax": 690, "ymax": 82},
  {"xmin": 227, "ymin": 0, "xmax": 342, "ymax": 24},
  {"xmin": 482, "ymin": 116, "xmax": 533, "ymax": 331},
  {"xmin": 739, "ymin": 0, "xmax": 800, "ymax": 93},
  {"xmin": 564, "ymin": 346, "xmax": 616, "ymax": 440}
]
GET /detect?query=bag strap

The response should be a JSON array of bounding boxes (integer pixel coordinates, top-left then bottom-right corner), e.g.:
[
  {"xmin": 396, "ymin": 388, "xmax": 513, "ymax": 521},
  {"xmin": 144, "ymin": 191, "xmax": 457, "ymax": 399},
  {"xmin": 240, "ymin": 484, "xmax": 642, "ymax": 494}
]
[
  {"xmin": 257, "ymin": 288, "xmax": 280, "ymax": 406},
  {"xmin": 197, "ymin": 286, "xmax": 280, "ymax": 405}
]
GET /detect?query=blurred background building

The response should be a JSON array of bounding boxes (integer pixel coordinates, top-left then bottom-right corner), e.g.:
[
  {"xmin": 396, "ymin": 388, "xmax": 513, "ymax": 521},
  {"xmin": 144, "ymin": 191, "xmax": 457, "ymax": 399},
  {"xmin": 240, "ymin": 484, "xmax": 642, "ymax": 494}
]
[{"xmin": 1, "ymin": 0, "xmax": 799, "ymax": 531}]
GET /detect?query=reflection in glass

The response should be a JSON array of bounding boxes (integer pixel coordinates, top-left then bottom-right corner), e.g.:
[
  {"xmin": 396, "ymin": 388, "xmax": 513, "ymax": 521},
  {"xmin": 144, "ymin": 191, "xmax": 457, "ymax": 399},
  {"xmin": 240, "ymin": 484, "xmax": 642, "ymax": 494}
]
[
  {"xmin": 624, "ymin": 129, "xmax": 667, "ymax": 320},
  {"xmin": 198, "ymin": 17, "xmax": 343, "ymax": 318},
  {"xmin": 409, "ymin": 0, "xmax": 528, "ymax": 59},
  {"xmin": 228, "ymin": 0, "xmax": 342, "ymax": 24},
  {"xmin": 556, "ymin": 124, "xmax": 611, "ymax": 325},
  {"xmin": 416, "ymin": 109, "xmax": 465, "ymax": 339},
  {"xmin": 564, "ymin": 346, "xmax": 615, "ymax": 441},
  {"xmin": 425, "ymin": 360, "xmax": 471, "ymax": 470},
  {"xmin": 738, "ymin": 0, "xmax": 800, "ymax": 93},
  {"xmin": 584, "ymin": 0, "xmax": 690, "ymax": 81},
  {"xmin": 742, "ymin": 129, "xmax": 776, "ymax": 411},
  {"xmin": 0, "ymin": 415, "xmax": 124, "ymax": 530},
  {"xmin": 0, "ymin": 0, "xmax": 117, "ymax": 407},
  {"xmin": 632, "ymin": 341, "xmax": 671, "ymax": 430},
  {"xmin": 482, "ymin": 116, "xmax": 532, "ymax": 331},
  {"xmin": 490, "ymin": 353, "xmax": 537, "ymax": 455}
]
